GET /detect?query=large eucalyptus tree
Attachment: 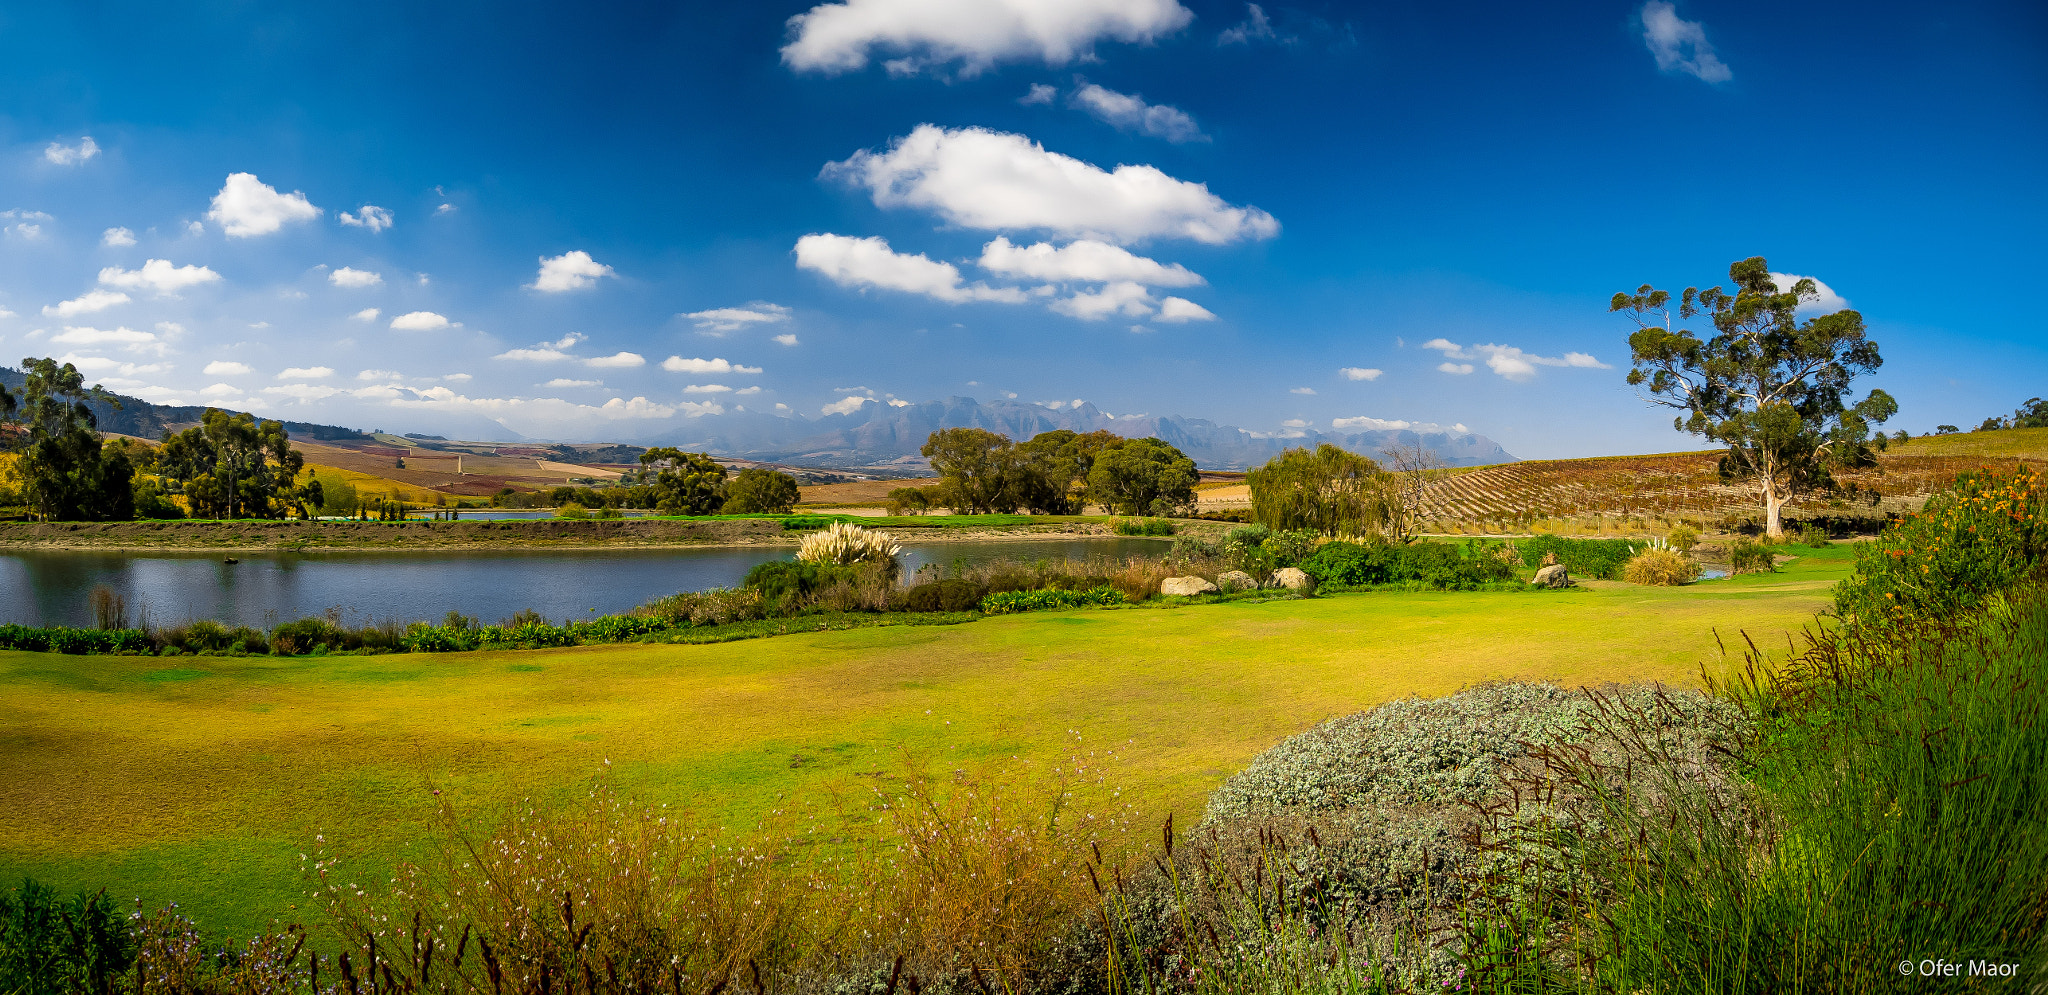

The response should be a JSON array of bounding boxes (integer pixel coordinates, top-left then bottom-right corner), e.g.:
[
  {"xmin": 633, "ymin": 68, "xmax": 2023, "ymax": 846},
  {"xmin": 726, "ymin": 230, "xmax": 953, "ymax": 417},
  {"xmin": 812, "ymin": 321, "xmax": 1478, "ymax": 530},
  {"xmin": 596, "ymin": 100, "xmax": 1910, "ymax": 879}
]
[{"xmin": 1613, "ymin": 257, "xmax": 1896, "ymax": 537}]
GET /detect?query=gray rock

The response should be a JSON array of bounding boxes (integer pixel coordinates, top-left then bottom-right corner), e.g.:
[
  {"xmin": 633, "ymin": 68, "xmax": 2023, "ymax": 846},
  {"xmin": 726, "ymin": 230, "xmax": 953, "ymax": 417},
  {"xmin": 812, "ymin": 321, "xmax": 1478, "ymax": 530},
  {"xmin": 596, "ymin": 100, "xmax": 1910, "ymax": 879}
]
[
  {"xmin": 1271, "ymin": 567, "xmax": 1316, "ymax": 592},
  {"xmin": 1216, "ymin": 570, "xmax": 1258, "ymax": 592},
  {"xmin": 1531, "ymin": 564, "xmax": 1572, "ymax": 588},
  {"xmin": 1160, "ymin": 575, "xmax": 1221, "ymax": 597}
]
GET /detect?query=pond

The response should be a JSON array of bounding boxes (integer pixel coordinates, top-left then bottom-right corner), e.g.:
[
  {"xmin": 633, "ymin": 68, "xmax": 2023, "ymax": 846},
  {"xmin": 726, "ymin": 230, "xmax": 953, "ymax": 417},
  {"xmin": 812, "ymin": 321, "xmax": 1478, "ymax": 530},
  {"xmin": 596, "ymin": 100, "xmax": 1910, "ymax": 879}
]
[{"xmin": 0, "ymin": 538, "xmax": 1172, "ymax": 629}]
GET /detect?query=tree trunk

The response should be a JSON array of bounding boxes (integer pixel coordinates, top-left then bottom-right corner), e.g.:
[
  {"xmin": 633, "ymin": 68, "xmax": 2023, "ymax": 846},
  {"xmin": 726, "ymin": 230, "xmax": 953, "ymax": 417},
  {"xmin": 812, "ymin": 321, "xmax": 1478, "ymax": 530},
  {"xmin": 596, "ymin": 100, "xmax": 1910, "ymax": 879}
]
[{"xmin": 1763, "ymin": 478, "xmax": 1786, "ymax": 539}]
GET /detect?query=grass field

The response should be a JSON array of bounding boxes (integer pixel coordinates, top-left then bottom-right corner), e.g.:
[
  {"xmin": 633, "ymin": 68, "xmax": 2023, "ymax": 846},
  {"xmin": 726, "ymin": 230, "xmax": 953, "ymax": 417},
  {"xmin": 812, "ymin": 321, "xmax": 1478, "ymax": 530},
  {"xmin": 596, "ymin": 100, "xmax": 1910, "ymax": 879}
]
[{"xmin": 0, "ymin": 545, "xmax": 1855, "ymax": 939}]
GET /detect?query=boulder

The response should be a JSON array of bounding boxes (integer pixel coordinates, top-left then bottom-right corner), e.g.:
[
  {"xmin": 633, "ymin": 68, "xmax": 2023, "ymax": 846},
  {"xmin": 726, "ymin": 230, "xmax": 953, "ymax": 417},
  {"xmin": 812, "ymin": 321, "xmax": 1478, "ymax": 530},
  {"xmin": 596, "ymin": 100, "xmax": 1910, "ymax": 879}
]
[
  {"xmin": 1531, "ymin": 564, "xmax": 1572, "ymax": 589},
  {"xmin": 1271, "ymin": 567, "xmax": 1316, "ymax": 592},
  {"xmin": 1216, "ymin": 570, "xmax": 1258, "ymax": 592},
  {"xmin": 1160, "ymin": 575, "xmax": 1221, "ymax": 597}
]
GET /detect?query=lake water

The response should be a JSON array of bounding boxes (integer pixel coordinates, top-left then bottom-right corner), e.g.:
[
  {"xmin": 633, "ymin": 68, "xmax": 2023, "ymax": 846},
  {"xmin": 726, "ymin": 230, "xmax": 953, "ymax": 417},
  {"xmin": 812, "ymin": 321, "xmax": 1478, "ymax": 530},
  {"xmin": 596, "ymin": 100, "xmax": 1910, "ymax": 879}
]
[{"xmin": 0, "ymin": 538, "xmax": 1170, "ymax": 628}]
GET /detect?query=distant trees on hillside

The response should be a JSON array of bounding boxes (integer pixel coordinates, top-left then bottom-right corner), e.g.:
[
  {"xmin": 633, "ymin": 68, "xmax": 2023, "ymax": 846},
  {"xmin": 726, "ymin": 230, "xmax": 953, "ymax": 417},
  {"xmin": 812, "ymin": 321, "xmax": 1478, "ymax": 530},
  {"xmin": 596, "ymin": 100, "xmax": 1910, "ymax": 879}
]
[
  {"xmin": 1974, "ymin": 397, "xmax": 2047, "ymax": 432},
  {"xmin": 918, "ymin": 428, "xmax": 1197, "ymax": 516}
]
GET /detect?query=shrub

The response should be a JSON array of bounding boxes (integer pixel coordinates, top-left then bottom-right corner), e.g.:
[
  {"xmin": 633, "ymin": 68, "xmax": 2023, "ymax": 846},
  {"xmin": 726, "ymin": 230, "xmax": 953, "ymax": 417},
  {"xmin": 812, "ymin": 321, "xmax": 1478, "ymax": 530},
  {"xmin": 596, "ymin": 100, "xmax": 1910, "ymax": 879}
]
[
  {"xmin": 1223, "ymin": 523, "xmax": 1271, "ymax": 546},
  {"xmin": 742, "ymin": 559, "xmax": 845, "ymax": 603},
  {"xmin": 903, "ymin": 578, "xmax": 986, "ymax": 613},
  {"xmin": 268, "ymin": 617, "xmax": 345, "ymax": 655},
  {"xmin": 1624, "ymin": 547, "xmax": 1702, "ymax": 585},
  {"xmin": 1729, "ymin": 537, "xmax": 1777, "ymax": 574},
  {"xmin": 795, "ymin": 522, "xmax": 900, "ymax": 567},
  {"xmin": 1834, "ymin": 466, "xmax": 2048, "ymax": 632},
  {"xmin": 780, "ymin": 515, "xmax": 834, "ymax": 531},
  {"xmin": 1299, "ymin": 539, "xmax": 1514, "ymax": 590},
  {"xmin": 1515, "ymin": 534, "xmax": 1640, "ymax": 579},
  {"xmin": 979, "ymin": 586, "xmax": 1126, "ymax": 614},
  {"xmin": 555, "ymin": 502, "xmax": 589, "ymax": 519},
  {"xmin": 1667, "ymin": 525, "xmax": 1699, "ymax": 553},
  {"xmin": 0, "ymin": 879, "xmax": 136, "ymax": 995},
  {"xmin": 886, "ymin": 486, "xmax": 933, "ymax": 515},
  {"xmin": 1796, "ymin": 523, "xmax": 1830, "ymax": 547},
  {"xmin": 1109, "ymin": 516, "xmax": 1174, "ymax": 536}
]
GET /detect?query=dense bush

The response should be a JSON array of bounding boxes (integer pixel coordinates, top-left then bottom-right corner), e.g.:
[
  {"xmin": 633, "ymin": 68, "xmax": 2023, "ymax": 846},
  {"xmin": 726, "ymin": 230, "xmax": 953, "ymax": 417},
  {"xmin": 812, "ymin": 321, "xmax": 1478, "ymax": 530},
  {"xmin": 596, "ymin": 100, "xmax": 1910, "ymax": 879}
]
[
  {"xmin": 1109, "ymin": 516, "xmax": 1174, "ymax": 536},
  {"xmin": 1667, "ymin": 524, "xmax": 1699, "ymax": 553},
  {"xmin": 1623, "ymin": 547, "xmax": 1702, "ymax": 586},
  {"xmin": 742, "ymin": 559, "xmax": 848, "ymax": 603},
  {"xmin": 979, "ymin": 586, "xmax": 1126, "ymax": 614},
  {"xmin": 1515, "ymin": 534, "xmax": 1641, "ymax": 579},
  {"xmin": 1299, "ymin": 539, "xmax": 1516, "ymax": 590},
  {"xmin": 1834, "ymin": 465, "xmax": 2048, "ymax": 632},
  {"xmin": 0, "ymin": 624, "xmax": 151, "ymax": 654},
  {"xmin": 0, "ymin": 879, "xmax": 136, "ymax": 995},
  {"xmin": 1728, "ymin": 537, "xmax": 1778, "ymax": 574}
]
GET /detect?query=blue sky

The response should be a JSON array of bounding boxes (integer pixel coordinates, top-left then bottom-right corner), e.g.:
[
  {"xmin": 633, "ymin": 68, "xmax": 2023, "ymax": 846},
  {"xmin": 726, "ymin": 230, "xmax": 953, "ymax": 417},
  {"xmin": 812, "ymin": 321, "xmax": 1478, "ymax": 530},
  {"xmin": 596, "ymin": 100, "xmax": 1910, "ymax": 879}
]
[{"xmin": 1, "ymin": 0, "xmax": 2041, "ymax": 458}]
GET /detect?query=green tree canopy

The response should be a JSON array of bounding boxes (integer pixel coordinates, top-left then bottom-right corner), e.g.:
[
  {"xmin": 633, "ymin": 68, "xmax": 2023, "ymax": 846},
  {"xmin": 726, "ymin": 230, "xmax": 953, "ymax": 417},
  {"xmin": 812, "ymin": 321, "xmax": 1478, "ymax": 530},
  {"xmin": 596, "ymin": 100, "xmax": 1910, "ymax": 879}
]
[
  {"xmin": 1011, "ymin": 428, "xmax": 1120, "ymax": 515},
  {"xmin": 155, "ymin": 408, "xmax": 308, "ymax": 519},
  {"xmin": 921, "ymin": 428, "xmax": 1019, "ymax": 514},
  {"xmin": 1086, "ymin": 437, "xmax": 1197, "ymax": 517},
  {"xmin": 638, "ymin": 448, "xmax": 727, "ymax": 515},
  {"xmin": 1614, "ymin": 257, "xmax": 1896, "ymax": 537},
  {"xmin": 1248, "ymin": 443, "xmax": 1397, "ymax": 536},
  {"xmin": 722, "ymin": 467, "xmax": 801, "ymax": 514},
  {"xmin": 9, "ymin": 358, "xmax": 136, "ymax": 521}
]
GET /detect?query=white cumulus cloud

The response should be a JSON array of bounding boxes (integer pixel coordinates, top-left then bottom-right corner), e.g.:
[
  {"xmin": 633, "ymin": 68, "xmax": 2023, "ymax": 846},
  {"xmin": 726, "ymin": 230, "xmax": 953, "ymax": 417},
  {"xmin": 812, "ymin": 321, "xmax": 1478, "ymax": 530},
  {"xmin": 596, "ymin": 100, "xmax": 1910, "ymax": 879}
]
[
  {"xmin": 1051, "ymin": 281, "xmax": 1154, "ymax": 320},
  {"xmin": 207, "ymin": 173, "xmax": 321, "ymax": 237},
  {"xmin": 389, "ymin": 311, "xmax": 454, "ymax": 331},
  {"xmin": 1290, "ymin": 387, "xmax": 1316, "ymax": 395},
  {"xmin": 824, "ymin": 124, "xmax": 1278, "ymax": 245},
  {"xmin": 358, "ymin": 368, "xmax": 402, "ymax": 381},
  {"xmin": 1769, "ymin": 272, "xmax": 1851, "ymax": 314},
  {"xmin": 1339, "ymin": 367, "xmax": 1383, "ymax": 381},
  {"xmin": 773, "ymin": 333, "xmax": 800, "ymax": 346},
  {"xmin": 1423, "ymin": 339, "xmax": 1610, "ymax": 381},
  {"xmin": 330, "ymin": 266, "xmax": 383, "ymax": 288},
  {"xmin": 52, "ymin": 325, "xmax": 159, "ymax": 351},
  {"xmin": 339, "ymin": 205, "xmax": 394, "ymax": 232},
  {"xmin": 661, "ymin": 356, "xmax": 763, "ymax": 375},
  {"xmin": 683, "ymin": 302, "xmax": 791, "ymax": 333},
  {"xmin": 42, "ymin": 289, "xmax": 129, "ymax": 318},
  {"xmin": 1332, "ymin": 416, "xmax": 1469, "ymax": 433},
  {"xmin": 278, "ymin": 366, "xmax": 334, "ymax": 379},
  {"xmin": 781, "ymin": 0, "xmax": 1192, "ymax": 77},
  {"xmin": 822, "ymin": 395, "xmax": 875, "ymax": 416},
  {"xmin": 204, "ymin": 360, "xmax": 253, "ymax": 375},
  {"xmin": 584, "ymin": 352, "xmax": 646, "ymax": 369},
  {"xmin": 543, "ymin": 378, "xmax": 602, "ymax": 388},
  {"xmin": 44, "ymin": 136, "xmax": 100, "ymax": 166},
  {"xmin": 102, "ymin": 227, "xmax": 136, "ymax": 247},
  {"xmin": 98, "ymin": 259, "xmax": 222, "ymax": 296},
  {"xmin": 351, "ymin": 307, "xmax": 382, "ymax": 322},
  {"xmin": 529, "ymin": 250, "xmax": 615, "ymax": 292},
  {"xmin": 1070, "ymin": 82, "xmax": 1207, "ymax": 143},
  {"xmin": 684, "ymin": 384, "xmax": 733, "ymax": 394},
  {"xmin": 796, "ymin": 232, "xmax": 1027, "ymax": 304},
  {"xmin": 976, "ymin": 236, "xmax": 1203, "ymax": 286},
  {"xmin": 1153, "ymin": 296, "xmax": 1214, "ymax": 322},
  {"xmin": 1641, "ymin": 1, "xmax": 1731, "ymax": 83}
]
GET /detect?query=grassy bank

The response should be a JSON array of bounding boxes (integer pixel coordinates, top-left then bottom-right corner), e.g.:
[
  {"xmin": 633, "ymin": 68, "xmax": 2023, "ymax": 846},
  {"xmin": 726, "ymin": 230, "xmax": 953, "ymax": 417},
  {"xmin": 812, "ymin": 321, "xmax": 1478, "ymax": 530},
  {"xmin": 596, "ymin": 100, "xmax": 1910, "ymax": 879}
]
[{"xmin": 0, "ymin": 549, "xmax": 1849, "ymax": 939}]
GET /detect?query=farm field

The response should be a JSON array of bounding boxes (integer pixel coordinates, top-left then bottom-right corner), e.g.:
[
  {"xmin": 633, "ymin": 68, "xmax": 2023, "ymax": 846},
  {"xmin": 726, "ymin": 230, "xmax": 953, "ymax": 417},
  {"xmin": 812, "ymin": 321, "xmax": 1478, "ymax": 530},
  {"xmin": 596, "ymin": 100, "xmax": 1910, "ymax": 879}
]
[
  {"xmin": 1414, "ymin": 427, "xmax": 2048, "ymax": 533},
  {"xmin": 0, "ymin": 545, "xmax": 1853, "ymax": 939}
]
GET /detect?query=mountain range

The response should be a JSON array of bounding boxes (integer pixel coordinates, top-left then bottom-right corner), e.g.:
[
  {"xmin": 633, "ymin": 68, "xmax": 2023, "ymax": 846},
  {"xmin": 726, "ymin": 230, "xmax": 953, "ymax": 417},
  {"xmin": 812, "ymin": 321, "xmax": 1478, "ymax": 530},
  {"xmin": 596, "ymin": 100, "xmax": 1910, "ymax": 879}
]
[{"xmin": 2, "ymin": 367, "xmax": 1516, "ymax": 471}]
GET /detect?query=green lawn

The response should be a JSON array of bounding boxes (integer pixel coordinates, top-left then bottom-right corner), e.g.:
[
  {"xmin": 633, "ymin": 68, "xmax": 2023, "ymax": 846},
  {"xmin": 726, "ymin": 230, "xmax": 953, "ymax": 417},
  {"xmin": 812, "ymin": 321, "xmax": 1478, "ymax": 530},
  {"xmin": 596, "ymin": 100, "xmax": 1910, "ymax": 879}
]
[{"xmin": 0, "ymin": 546, "xmax": 1853, "ymax": 938}]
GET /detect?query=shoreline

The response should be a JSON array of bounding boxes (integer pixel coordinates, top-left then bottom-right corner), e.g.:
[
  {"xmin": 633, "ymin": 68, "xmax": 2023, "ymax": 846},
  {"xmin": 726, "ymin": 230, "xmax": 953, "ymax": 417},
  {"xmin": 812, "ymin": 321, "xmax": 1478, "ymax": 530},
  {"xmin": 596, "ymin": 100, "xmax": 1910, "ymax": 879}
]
[{"xmin": 0, "ymin": 518, "xmax": 1189, "ymax": 553}]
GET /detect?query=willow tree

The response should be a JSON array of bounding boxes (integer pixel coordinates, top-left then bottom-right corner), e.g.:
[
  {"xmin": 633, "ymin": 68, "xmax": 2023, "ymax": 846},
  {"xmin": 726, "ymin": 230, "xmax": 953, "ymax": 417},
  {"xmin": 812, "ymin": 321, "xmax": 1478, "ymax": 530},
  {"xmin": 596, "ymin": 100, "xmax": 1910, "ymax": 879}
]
[
  {"xmin": 1247, "ymin": 444, "xmax": 1397, "ymax": 537},
  {"xmin": 1614, "ymin": 257, "xmax": 1895, "ymax": 538}
]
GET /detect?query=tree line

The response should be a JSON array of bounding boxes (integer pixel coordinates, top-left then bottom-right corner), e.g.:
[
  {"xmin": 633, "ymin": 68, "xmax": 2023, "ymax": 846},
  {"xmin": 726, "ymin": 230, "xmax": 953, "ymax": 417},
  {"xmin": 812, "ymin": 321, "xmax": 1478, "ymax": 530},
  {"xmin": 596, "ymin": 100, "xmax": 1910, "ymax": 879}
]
[
  {"xmin": 897, "ymin": 428, "xmax": 1200, "ymax": 516},
  {"xmin": 1, "ymin": 358, "xmax": 320, "ymax": 521}
]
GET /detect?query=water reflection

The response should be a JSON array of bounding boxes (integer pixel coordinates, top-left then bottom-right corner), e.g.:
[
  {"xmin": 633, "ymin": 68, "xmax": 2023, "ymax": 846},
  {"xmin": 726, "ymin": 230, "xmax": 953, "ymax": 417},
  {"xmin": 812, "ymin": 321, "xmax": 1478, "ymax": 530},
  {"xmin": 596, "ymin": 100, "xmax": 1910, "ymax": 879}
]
[{"xmin": 0, "ymin": 538, "xmax": 1169, "ymax": 628}]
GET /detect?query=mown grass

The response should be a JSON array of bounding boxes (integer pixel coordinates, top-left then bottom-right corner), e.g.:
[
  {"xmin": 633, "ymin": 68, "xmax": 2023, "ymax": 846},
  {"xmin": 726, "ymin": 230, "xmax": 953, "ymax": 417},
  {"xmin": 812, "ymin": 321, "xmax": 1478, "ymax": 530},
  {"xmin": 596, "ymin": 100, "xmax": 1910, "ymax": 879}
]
[{"xmin": 0, "ymin": 549, "xmax": 1852, "ymax": 939}]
